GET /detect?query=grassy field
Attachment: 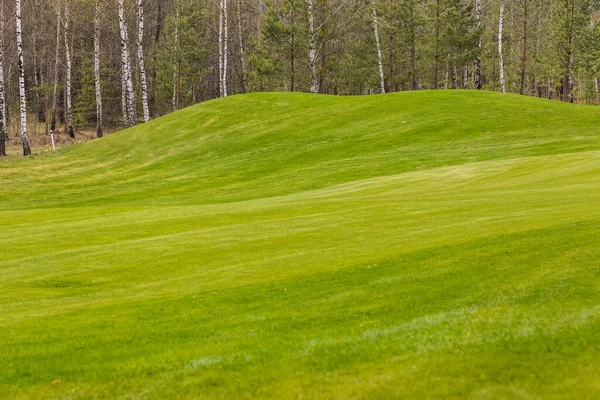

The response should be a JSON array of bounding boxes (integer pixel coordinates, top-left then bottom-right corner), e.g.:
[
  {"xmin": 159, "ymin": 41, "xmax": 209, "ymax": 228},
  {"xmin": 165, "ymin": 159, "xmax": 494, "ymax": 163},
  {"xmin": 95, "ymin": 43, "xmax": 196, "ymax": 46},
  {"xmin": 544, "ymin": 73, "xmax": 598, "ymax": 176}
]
[{"xmin": 1, "ymin": 91, "xmax": 599, "ymax": 399}]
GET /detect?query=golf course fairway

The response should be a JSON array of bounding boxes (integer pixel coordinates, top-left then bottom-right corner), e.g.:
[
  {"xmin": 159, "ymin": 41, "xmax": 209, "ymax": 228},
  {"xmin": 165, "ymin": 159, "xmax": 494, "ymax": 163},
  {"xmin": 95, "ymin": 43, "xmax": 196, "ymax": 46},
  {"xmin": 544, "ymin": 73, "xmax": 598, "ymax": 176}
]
[{"xmin": 1, "ymin": 91, "xmax": 599, "ymax": 399}]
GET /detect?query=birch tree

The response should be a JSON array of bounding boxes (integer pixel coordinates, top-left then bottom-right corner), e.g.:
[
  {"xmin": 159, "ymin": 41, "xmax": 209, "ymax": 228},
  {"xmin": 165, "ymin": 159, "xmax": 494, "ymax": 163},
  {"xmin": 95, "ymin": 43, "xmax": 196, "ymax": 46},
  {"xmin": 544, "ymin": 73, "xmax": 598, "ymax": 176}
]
[
  {"xmin": 50, "ymin": 4, "xmax": 61, "ymax": 134},
  {"xmin": 137, "ymin": 0, "xmax": 150, "ymax": 122},
  {"xmin": 63, "ymin": 1, "xmax": 75, "ymax": 138},
  {"xmin": 223, "ymin": 0, "xmax": 229, "ymax": 97},
  {"xmin": 119, "ymin": 0, "xmax": 137, "ymax": 126},
  {"xmin": 371, "ymin": 0, "xmax": 385, "ymax": 93},
  {"xmin": 32, "ymin": 0, "xmax": 42, "ymax": 127},
  {"xmin": 94, "ymin": 0, "xmax": 102, "ymax": 137},
  {"xmin": 172, "ymin": 0, "xmax": 179, "ymax": 111},
  {"xmin": 498, "ymin": 0, "xmax": 506, "ymax": 93},
  {"xmin": 16, "ymin": 0, "xmax": 30, "ymax": 155},
  {"xmin": 307, "ymin": 0, "xmax": 318, "ymax": 93},
  {"xmin": 121, "ymin": 68, "xmax": 128, "ymax": 122},
  {"xmin": 218, "ymin": 0, "xmax": 229, "ymax": 97},
  {"xmin": 0, "ymin": 0, "xmax": 6, "ymax": 157}
]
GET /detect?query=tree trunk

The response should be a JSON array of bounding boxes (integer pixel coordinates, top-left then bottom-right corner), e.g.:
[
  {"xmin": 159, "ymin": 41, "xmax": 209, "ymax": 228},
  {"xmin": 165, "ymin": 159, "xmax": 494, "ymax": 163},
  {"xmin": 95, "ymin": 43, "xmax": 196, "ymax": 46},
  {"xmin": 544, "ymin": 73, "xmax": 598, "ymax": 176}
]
[
  {"xmin": 149, "ymin": 0, "xmax": 164, "ymax": 116},
  {"xmin": 223, "ymin": 0, "xmax": 229, "ymax": 97},
  {"xmin": 32, "ymin": 0, "xmax": 40, "ymax": 131},
  {"xmin": 307, "ymin": 0, "xmax": 318, "ymax": 94},
  {"xmin": 519, "ymin": 0, "xmax": 528, "ymax": 95},
  {"xmin": 50, "ymin": 6, "xmax": 61, "ymax": 134},
  {"xmin": 16, "ymin": 0, "xmax": 30, "ymax": 156},
  {"xmin": 218, "ymin": 0, "xmax": 224, "ymax": 97},
  {"xmin": 567, "ymin": 0, "xmax": 574, "ymax": 103},
  {"xmin": 94, "ymin": 0, "xmax": 103, "ymax": 138},
  {"xmin": 119, "ymin": 0, "xmax": 137, "ymax": 126},
  {"xmin": 63, "ymin": 1, "xmax": 75, "ymax": 138},
  {"xmin": 172, "ymin": 1, "xmax": 179, "ymax": 111},
  {"xmin": 498, "ymin": 0, "xmax": 506, "ymax": 93},
  {"xmin": 474, "ymin": 0, "xmax": 482, "ymax": 90},
  {"xmin": 121, "ymin": 67, "xmax": 128, "ymax": 122},
  {"xmin": 137, "ymin": 0, "xmax": 150, "ymax": 122},
  {"xmin": 290, "ymin": 2, "xmax": 295, "ymax": 92},
  {"xmin": 371, "ymin": 0, "xmax": 385, "ymax": 94},
  {"xmin": 388, "ymin": 0, "xmax": 394, "ymax": 92},
  {"xmin": 451, "ymin": 64, "xmax": 457, "ymax": 89},
  {"xmin": 0, "ymin": 0, "xmax": 6, "ymax": 157},
  {"xmin": 218, "ymin": 0, "xmax": 229, "ymax": 97}
]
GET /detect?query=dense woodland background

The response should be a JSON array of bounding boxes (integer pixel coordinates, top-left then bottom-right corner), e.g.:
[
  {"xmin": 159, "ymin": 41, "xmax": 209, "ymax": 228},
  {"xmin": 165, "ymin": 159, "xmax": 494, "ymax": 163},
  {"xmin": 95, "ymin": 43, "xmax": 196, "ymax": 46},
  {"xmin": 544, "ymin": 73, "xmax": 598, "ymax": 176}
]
[{"xmin": 1, "ymin": 0, "xmax": 600, "ymax": 156}]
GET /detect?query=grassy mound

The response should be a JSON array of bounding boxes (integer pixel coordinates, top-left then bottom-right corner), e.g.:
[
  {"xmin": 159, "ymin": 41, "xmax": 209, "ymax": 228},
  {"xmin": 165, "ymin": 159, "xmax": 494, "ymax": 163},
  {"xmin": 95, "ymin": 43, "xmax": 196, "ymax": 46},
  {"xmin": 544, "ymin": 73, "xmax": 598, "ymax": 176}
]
[{"xmin": 1, "ymin": 91, "xmax": 599, "ymax": 399}]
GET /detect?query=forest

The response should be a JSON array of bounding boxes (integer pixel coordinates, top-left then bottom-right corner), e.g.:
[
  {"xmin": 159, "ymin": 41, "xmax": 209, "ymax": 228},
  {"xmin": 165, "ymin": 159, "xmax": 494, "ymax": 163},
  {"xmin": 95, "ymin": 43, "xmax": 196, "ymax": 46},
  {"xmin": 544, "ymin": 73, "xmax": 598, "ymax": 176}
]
[{"xmin": 0, "ymin": 0, "xmax": 598, "ymax": 156}]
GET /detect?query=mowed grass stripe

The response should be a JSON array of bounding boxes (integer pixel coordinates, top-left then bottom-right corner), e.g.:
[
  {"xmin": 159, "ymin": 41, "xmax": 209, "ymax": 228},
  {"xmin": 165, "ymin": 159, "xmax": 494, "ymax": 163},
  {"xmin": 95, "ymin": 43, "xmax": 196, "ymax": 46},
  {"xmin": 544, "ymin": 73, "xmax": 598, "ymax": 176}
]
[{"xmin": 2, "ymin": 220, "xmax": 599, "ymax": 398}]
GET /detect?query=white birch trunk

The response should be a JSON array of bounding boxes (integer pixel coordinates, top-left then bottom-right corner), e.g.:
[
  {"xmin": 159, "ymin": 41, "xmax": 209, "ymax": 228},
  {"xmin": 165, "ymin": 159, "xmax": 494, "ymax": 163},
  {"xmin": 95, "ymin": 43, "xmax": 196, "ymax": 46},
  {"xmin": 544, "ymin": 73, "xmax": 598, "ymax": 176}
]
[
  {"xmin": 16, "ymin": 0, "xmax": 30, "ymax": 155},
  {"xmin": 137, "ymin": 0, "xmax": 150, "ymax": 122},
  {"xmin": 172, "ymin": 1, "xmax": 179, "ymax": 111},
  {"xmin": 307, "ymin": 0, "xmax": 318, "ymax": 94},
  {"xmin": 0, "ymin": 0, "xmax": 6, "ymax": 156},
  {"xmin": 32, "ymin": 0, "xmax": 39, "ymax": 131},
  {"xmin": 120, "ymin": 2, "xmax": 128, "ymax": 122},
  {"xmin": 218, "ymin": 0, "xmax": 223, "ymax": 96},
  {"xmin": 63, "ymin": 1, "xmax": 75, "ymax": 138},
  {"xmin": 371, "ymin": 0, "xmax": 385, "ymax": 94},
  {"xmin": 498, "ymin": 0, "xmax": 506, "ymax": 93},
  {"xmin": 94, "ymin": 0, "xmax": 103, "ymax": 137},
  {"xmin": 222, "ymin": 0, "xmax": 228, "ymax": 97},
  {"xmin": 50, "ymin": 6, "xmax": 61, "ymax": 133},
  {"xmin": 119, "ymin": 0, "xmax": 137, "ymax": 126},
  {"xmin": 218, "ymin": 0, "xmax": 224, "ymax": 97},
  {"xmin": 121, "ymin": 67, "xmax": 128, "ymax": 122}
]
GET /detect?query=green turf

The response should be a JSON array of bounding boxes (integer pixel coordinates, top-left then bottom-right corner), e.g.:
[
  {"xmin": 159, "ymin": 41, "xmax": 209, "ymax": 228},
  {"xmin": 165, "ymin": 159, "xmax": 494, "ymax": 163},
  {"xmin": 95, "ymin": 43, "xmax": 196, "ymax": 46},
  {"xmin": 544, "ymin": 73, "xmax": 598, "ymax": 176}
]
[{"xmin": 1, "ymin": 91, "xmax": 599, "ymax": 399}]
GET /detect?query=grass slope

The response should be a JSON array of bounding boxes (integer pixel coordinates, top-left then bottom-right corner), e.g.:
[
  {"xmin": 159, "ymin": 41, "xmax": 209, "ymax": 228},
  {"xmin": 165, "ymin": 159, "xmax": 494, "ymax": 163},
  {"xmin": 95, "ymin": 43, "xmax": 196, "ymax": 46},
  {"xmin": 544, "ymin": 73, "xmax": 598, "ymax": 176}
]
[{"xmin": 1, "ymin": 91, "xmax": 599, "ymax": 399}]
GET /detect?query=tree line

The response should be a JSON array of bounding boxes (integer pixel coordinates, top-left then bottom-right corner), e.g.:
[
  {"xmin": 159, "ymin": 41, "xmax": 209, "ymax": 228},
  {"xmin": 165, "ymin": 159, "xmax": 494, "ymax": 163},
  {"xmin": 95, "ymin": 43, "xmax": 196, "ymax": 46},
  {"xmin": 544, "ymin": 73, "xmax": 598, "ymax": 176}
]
[{"xmin": 0, "ymin": 0, "xmax": 599, "ymax": 156}]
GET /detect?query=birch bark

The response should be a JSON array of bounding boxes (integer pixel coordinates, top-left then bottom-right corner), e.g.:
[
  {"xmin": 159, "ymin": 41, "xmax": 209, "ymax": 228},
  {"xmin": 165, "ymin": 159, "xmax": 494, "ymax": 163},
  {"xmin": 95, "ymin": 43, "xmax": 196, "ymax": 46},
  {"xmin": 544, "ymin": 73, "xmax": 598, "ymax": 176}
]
[
  {"xmin": 137, "ymin": 0, "xmax": 150, "ymax": 122},
  {"xmin": 519, "ymin": 0, "xmax": 528, "ymax": 95},
  {"xmin": 218, "ymin": 0, "xmax": 229, "ymax": 97},
  {"xmin": 307, "ymin": 0, "xmax": 318, "ymax": 94},
  {"xmin": 119, "ymin": 0, "xmax": 137, "ymax": 126},
  {"xmin": 172, "ymin": 1, "xmax": 179, "ymax": 111},
  {"xmin": 32, "ymin": 0, "xmax": 41, "ymax": 128},
  {"xmin": 498, "ymin": 0, "xmax": 506, "ymax": 93},
  {"xmin": 218, "ymin": 0, "xmax": 223, "ymax": 96},
  {"xmin": 388, "ymin": 0, "xmax": 394, "ymax": 92},
  {"xmin": 16, "ymin": 0, "xmax": 30, "ymax": 155},
  {"xmin": 64, "ymin": 1, "xmax": 75, "ymax": 138},
  {"xmin": 222, "ymin": 0, "xmax": 228, "ymax": 97},
  {"xmin": 121, "ymin": 68, "xmax": 128, "ymax": 122},
  {"xmin": 371, "ymin": 0, "xmax": 385, "ymax": 94},
  {"xmin": 0, "ymin": 0, "xmax": 6, "ymax": 156},
  {"xmin": 50, "ymin": 5, "xmax": 60, "ymax": 133},
  {"xmin": 94, "ymin": 0, "xmax": 103, "ymax": 137}
]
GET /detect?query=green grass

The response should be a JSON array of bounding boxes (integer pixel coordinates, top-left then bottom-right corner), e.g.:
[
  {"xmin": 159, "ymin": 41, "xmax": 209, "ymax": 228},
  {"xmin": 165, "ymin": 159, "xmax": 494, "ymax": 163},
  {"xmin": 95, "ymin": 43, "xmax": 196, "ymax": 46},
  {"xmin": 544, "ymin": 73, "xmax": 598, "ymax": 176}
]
[{"xmin": 1, "ymin": 91, "xmax": 599, "ymax": 399}]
